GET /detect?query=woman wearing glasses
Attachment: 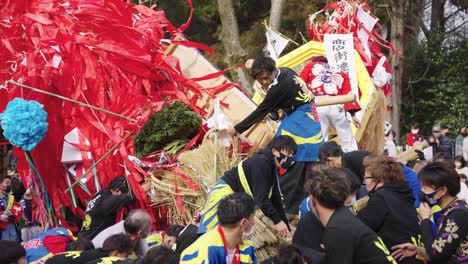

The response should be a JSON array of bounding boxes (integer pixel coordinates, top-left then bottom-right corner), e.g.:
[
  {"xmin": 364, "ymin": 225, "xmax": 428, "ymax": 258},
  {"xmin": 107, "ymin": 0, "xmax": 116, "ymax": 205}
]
[{"xmin": 358, "ymin": 155, "xmax": 422, "ymax": 264}]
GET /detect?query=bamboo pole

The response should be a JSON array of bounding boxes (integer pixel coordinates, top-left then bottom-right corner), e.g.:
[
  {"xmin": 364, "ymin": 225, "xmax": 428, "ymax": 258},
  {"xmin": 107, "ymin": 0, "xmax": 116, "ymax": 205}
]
[
  {"xmin": 315, "ymin": 93, "xmax": 356, "ymax": 107},
  {"xmin": 7, "ymin": 80, "xmax": 137, "ymax": 123}
]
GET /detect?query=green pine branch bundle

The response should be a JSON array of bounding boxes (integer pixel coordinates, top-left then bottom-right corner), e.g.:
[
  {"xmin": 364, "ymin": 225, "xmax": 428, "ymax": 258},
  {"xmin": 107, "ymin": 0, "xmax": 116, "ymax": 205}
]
[{"xmin": 134, "ymin": 101, "xmax": 201, "ymax": 158}]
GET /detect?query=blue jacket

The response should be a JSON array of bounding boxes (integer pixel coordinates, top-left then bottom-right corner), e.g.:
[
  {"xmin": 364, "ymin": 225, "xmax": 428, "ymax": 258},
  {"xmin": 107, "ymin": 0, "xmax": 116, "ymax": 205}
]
[
  {"xmin": 401, "ymin": 165, "xmax": 421, "ymax": 208},
  {"xmin": 181, "ymin": 227, "xmax": 256, "ymax": 264}
]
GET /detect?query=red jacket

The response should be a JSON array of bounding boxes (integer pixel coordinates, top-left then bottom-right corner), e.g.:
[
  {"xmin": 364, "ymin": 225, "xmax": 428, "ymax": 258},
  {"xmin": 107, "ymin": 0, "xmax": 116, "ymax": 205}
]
[
  {"xmin": 406, "ymin": 133, "xmax": 425, "ymax": 147},
  {"xmin": 0, "ymin": 193, "xmax": 23, "ymax": 230},
  {"xmin": 300, "ymin": 61, "xmax": 361, "ymax": 113}
]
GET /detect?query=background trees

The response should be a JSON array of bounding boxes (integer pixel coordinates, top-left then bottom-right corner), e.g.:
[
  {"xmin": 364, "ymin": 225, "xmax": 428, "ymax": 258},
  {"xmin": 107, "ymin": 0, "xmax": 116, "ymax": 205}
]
[{"xmin": 148, "ymin": 0, "xmax": 467, "ymax": 141}]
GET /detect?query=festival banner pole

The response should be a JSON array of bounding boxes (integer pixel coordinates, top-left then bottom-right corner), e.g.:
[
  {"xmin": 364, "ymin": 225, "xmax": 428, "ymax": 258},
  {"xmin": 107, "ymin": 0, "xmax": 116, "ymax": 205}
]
[{"xmin": 7, "ymin": 81, "xmax": 137, "ymax": 123}]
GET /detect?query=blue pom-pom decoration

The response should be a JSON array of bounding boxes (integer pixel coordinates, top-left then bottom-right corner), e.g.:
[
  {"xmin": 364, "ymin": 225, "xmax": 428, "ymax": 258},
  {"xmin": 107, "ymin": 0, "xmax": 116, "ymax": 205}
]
[{"xmin": 0, "ymin": 98, "xmax": 48, "ymax": 151}]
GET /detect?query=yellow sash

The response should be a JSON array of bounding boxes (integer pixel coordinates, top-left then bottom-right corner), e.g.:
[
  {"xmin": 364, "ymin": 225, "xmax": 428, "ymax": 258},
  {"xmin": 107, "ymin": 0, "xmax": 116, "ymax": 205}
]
[
  {"xmin": 237, "ymin": 160, "xmax": 272, "ymax": 198},
  {"xmin": 6, "ymin": 194, "xmax": 14, "ymax": 210}
]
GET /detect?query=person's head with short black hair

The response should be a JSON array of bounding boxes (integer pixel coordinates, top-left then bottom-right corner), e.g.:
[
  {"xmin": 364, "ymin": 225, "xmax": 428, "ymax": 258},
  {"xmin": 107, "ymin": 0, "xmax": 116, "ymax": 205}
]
[
  {"xmin": 218, "ymin": 193, "xmax": 256, "ymax": 227},
  {"xmin": 108, "ymin": 176, "xmax": 129, "ymax": 195},
  {"xmin": 124, "ymin": 209, "xmax": 153, "ymax": 241},
  {"xmin": 268, "ymin": 136, "xmax": 297, "ymax": 170},
  {"xmin": 163, "ymin": 224, "xmax": 184, "ymax": 248},
  {"xmin": 276, "ymin": 244, "xmax": 306, "ymax": 264},
  {"xmin": 418, "ymin": 162, "xmax": 460, "ymax": 203},
  {"xmin": 268, "ymin": 136, "xmax": 297, "ymax": 156},
  {"xmin": 307, "ymin": 168, "xmax": 350, "ymax": 209},
  {"xmin": 142, "ymin": 246, "xmax": 178, "ymax": 264},
  {"xmin": 411, "ymin": 122, "xmax": 420, "ymax": 130},
  {"xmin": 318, "ymin": 141, "xmax": 343, "ymax": 167},
  {"xmin": 66, "ymin": 237, "xmax": 94, "ymax": 251},
  {"xmin": 102, "ymin": 233, "xmax": 133, "ymax": 258},
  {"xmin": 0, "ymin": 240, "xmax": 26, "ymax": 264},
  {"xmin": 217, "ymin": 193, "xmax": 256, "ymax": 243},
  {"xmin": 252, "ymin": 56, "xmax": 277, "ymax": 88},
  {"xmin": 454, "ymin": 155, "xmax": 466, "ymax": 169}
]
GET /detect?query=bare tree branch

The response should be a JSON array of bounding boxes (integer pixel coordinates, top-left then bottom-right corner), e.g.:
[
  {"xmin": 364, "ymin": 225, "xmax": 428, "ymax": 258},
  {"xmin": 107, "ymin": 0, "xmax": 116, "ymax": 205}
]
[
  {"xmin": 446, "ymin": 19, "xmax": 468, "ymax": 35},
  {"xmin": 408, "ymin": 65, "xmax": 431, "ymax": 83},
  {"xmin": 443, "ymin": 7, "xmax": 465, "ymax": 22},
  {"xmin": 413, "ymin": 12, "xmax": 430, "ymax": 38}
]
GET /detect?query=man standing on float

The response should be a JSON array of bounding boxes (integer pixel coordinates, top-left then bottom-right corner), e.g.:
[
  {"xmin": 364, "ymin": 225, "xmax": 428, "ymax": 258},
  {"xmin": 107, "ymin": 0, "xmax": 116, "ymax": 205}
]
[
  {"xmin": 300, "ymin": 56, "xmax": 361, "ymax": 152},
  {"xmin": 227, "ymin": 56, "xmax": 324, "ymax": 215}
]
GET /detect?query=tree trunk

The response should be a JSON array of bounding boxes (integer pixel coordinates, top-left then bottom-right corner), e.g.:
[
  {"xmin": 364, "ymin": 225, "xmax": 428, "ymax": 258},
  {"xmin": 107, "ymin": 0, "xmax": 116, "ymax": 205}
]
[
  {"xmin": 428, "ymin": 0, "xmax": 446, "ymax": 47},
  {"xmin": 386, "ymin": 0, "xmax": 406, "ymax": 143},
  {"xmin": 269, "ymin": 0, "xmax": 287, "ymax": 31},
  {"xmin": 217, "ymin": 0, "xmax": 253, "ymax": 95},
  {"xmin": 430, "ymin": 0, "xmax": 445, "ymax": 32}
]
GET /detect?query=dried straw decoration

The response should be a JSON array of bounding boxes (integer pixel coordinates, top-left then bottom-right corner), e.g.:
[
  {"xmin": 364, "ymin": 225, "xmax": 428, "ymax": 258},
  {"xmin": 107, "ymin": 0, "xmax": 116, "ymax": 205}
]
[{"xmin": 147, "ymin": 137, "xmax": 289, "ymax": 260}]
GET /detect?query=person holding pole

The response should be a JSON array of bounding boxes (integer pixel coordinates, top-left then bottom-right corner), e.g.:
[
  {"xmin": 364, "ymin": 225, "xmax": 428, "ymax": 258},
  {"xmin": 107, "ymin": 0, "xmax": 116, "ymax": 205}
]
[
  {"xmin": 227, "ymin": 56, "xmax": 324, "ymax": 215},
  {"xmin": 227, "ymin": 56, "xmax": 323, "ymax": 162},
  {"xmin": 300, "ymin": 56, "xmax": 361, "ymax": 152}
]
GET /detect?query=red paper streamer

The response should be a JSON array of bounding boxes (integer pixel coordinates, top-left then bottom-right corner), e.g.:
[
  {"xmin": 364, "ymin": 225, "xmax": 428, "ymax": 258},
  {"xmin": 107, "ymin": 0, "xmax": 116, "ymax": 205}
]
[{"xmin": 0, "ymin": 0, "xmax": 231, "ymax": 227}]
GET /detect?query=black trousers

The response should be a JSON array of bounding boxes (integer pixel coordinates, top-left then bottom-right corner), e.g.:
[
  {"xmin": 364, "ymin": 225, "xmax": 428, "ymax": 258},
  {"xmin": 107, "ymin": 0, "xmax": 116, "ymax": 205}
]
[{"xmin": 279, "ymin": 162, "xmax": 310, "ymax": 215}]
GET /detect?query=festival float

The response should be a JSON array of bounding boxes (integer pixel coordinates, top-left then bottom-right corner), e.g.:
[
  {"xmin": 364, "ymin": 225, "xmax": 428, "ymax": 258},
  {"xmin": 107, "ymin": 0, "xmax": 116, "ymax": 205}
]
[{"xmin": 0, "ymin": 0, "xmax": 403, "ymax": 261}]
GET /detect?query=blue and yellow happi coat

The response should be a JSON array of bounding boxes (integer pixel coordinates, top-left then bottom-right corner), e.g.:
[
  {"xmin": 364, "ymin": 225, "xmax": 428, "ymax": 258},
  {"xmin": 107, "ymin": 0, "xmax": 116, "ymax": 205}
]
[
  {"xmin": 24, "ymin": 227, "xmax": 75, "ymax": 264},
  {"xmin": 181, "ymin": 227, "xmax": 257, "ymax": 264},
  {"xmin": 276, "ymin": 103, "xmax": 323, "ymax": 162}
]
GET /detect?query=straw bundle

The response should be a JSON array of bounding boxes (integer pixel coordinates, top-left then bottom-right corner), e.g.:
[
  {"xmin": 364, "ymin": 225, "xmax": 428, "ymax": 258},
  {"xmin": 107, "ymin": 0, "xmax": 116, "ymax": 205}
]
[
  {"xmin": 148, "ymin": 138, "xmax": 245, "ymax": 224},
  {"xmin": 178, "ymin": 138, "xmax": 245, "ymax": 187},
  {"xmin": 358, "ymin": 90, "xmax": 386, "ymax": 154},
  {"xmin": 147, "ymin": 138, "xmax": 288, "ymax": 261},
  {"xmin": 251, "ymin": 210, "xmax": 293, "ymax": 262},
  {"xmin": 148, "ymin": 170, "xmax": 203, "ymax": 224}
]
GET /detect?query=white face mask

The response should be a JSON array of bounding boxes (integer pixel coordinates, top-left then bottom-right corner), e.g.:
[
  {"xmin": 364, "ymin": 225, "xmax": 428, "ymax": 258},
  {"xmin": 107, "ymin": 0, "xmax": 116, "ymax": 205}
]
[
  {"xmin": 411, "ymin": 129, "xmax": 419, "ymax": 134},
  {"xmin": 242, "ymin": 220, "xmax": 254, "ymax": 240}
]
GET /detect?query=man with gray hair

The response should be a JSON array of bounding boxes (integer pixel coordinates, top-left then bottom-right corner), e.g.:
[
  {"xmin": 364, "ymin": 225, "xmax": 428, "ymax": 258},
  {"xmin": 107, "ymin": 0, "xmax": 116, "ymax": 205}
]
[
  {"xmin": 429, "ymin": 124, "xmax": 452, "ymax": 158},
  {"xmin": 92, "ymin": 209, "xmax": 152, "ymax": 258}
]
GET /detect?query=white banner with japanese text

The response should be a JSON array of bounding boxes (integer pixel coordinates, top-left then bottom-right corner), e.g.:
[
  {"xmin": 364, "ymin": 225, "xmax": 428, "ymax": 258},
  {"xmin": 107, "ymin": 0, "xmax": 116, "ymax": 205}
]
[{"xmin": 324, "ymin": 34, "xmax": 358, "ymax": 97}]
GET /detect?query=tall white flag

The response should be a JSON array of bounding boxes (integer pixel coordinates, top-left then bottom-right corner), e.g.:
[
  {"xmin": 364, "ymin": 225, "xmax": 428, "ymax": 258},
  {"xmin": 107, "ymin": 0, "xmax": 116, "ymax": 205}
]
[
  {"xmin": 266, "ymin": 27, "xmax": 289, "ymax": 61},
  {"xmin": 356, "ymin": 7, "xmax": 378, "ymax": 63}
]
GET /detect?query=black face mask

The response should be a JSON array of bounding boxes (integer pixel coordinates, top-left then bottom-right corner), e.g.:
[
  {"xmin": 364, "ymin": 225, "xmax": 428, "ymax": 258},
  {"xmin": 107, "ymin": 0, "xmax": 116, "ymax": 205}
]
[
  {"xmin": 276, "ymin": 152, "xmax": 295, "ymax": 169},
  {"xmin": 4, "ymin": 185, "xmax": 12, "ymax": 193},
  {"xmin": 418, "ymin": 189, "xmax": 441, "ymax": 206}
]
